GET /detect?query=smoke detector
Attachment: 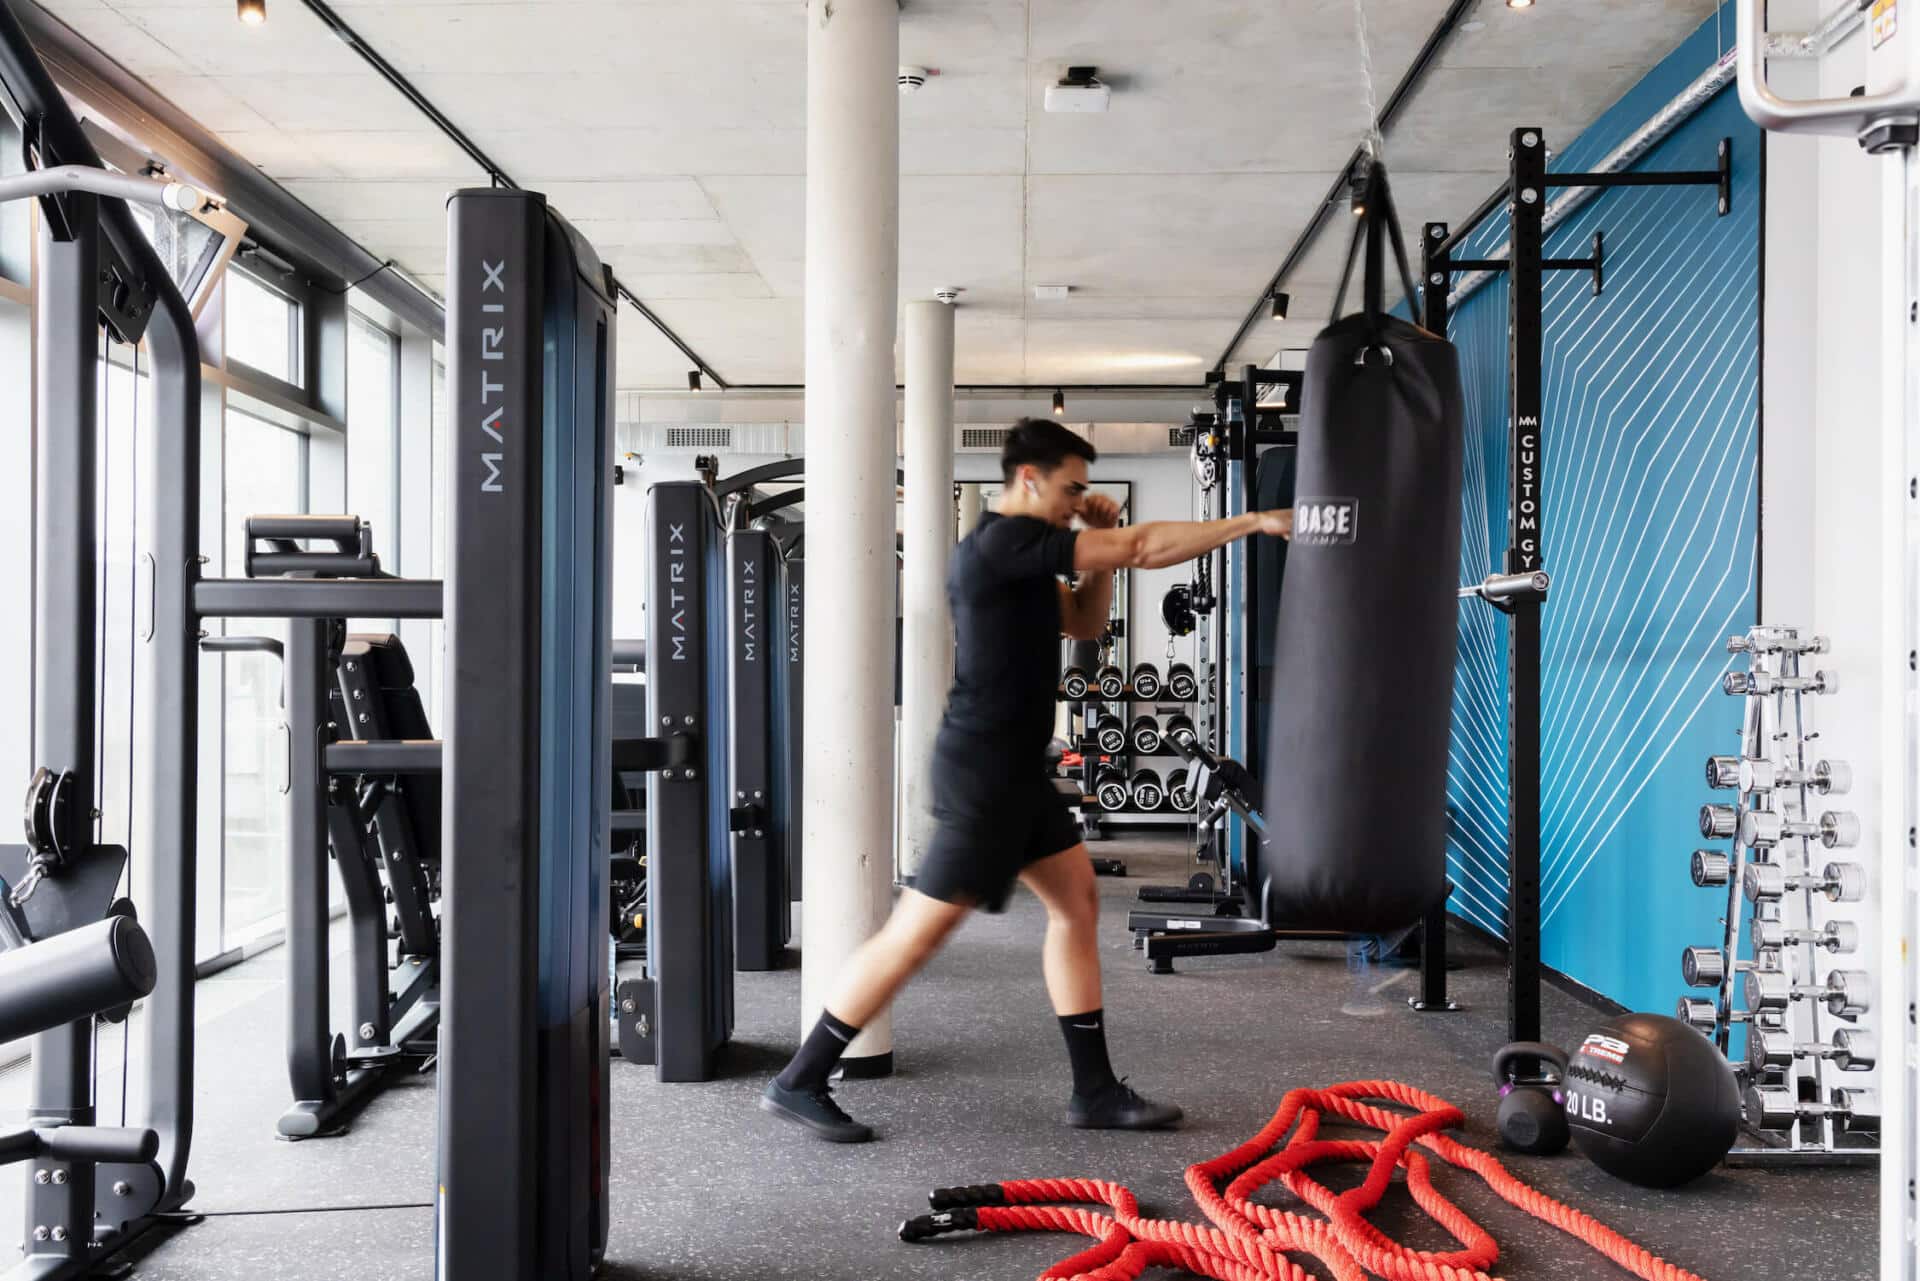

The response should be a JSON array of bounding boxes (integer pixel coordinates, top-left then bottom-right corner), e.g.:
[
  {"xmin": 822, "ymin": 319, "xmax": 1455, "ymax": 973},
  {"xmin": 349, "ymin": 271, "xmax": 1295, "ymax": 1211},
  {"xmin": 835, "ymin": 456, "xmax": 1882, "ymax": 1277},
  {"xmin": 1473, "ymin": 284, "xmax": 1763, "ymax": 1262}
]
[
  {"xmin": 1044, "ymin": 66, "xmax": 1110, "ymax": 114},
  {"xmin": 898, "ymin": 65, "xmax": 931, "ymax": 95},
  {"xmin": 934, "ymin": 287, "xmax": 960, "ymax": 305}
]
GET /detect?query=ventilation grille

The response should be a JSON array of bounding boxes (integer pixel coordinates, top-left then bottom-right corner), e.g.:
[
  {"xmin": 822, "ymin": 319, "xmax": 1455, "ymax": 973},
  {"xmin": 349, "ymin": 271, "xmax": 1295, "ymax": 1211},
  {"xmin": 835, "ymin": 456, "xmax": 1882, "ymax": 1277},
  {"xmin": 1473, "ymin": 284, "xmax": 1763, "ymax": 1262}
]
[
  {"xmin": 665, "ymin": 426, "xmax": 732, "ymax": 448},
  {"xmin": 960, "ymin": 427, "xmax": 1011, "ymax": 450},
  {"xmin": 621, "ymin": 422, "xmax": 799, "ymax": 454}
]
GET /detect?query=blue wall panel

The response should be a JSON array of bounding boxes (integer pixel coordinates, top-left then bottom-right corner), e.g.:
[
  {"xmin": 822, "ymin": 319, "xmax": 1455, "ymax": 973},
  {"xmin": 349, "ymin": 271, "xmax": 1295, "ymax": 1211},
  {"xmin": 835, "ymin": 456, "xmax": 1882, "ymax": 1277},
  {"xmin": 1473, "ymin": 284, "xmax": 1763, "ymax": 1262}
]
[{"xmin": 1442, "ymin": 4, "xmax": 1760, "ymax": 1013}]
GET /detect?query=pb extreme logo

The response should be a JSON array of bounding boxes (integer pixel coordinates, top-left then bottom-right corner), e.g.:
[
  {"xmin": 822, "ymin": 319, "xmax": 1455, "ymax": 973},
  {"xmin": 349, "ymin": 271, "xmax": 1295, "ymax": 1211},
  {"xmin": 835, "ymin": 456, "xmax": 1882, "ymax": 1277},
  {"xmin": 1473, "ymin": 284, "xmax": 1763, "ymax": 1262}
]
[{"xmin": 1293, "ymin": 498, "xmax": 1358, "ymax": 546}]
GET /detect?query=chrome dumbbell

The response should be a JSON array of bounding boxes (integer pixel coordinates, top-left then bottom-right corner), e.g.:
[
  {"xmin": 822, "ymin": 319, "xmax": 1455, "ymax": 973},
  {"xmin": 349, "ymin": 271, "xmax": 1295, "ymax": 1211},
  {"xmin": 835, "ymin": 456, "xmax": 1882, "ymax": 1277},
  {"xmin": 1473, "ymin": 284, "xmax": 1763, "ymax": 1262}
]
[
  {"xmin": 1752, "ymin": 918, "xmax": 1859, "ymax": 955},
  {"xmin": 1690, "ymin": 849, "xmax": 1731, "ymax": 887},
  {"xmin": 1722, "ymin": 669, "xmax": 1836, "ymax": 696},
  {"xmin": 1736, "ymin": 758, "xmax": 1853, "ymax": 796},
  {"xmin": 1743, "ymin": 861, "xmax": 1866, "ymax": 904},
  {"xmin": 1745, "ymin": 1085, "xmax": 1879, "ymax": 1134},
  {"xmin": 1675, "ymin": 996, "xmax": 1767, "ymax": 1033},
  {"xmin": 1739, "ymin": 809, "xmax": 1860, "ymax": 850},
  {"xmin": 1727, "ymin": 628, "xmax": 1829, "ymax": 656},
  {"xmin": 1705, "ymin": 755, "xmax": 1742, "ymax": 789},
  {"xmin": 1699, "ymin": 804, "xmax": 1740, "ymax": 839},
  {"xmin": 1746, "ymin": 1026, "xmax": 1877, "ymax": 1074},
  {"xmin": 1742, "ymin": 967, "xmax": 1871, "ymax": 1018},
  {"xmin": 1681, "ymin": 946, "xmax": 1778, "ymax": 989}
]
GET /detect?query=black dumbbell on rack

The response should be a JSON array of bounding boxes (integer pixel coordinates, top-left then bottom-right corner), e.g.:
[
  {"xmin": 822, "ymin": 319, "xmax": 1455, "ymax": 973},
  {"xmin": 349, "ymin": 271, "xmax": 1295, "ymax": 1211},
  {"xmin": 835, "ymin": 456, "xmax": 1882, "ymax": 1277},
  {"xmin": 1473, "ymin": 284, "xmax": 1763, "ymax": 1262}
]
[
  {"xmin": 1094, "ymin": 764, "xmax": 1130, "ymax": 813},
  {"xmin": 1095, "ymin": 664, "xmax": 1126, "ymax": 699},
  {"xmin": 1130, "ymin": 662, "xmax": 1162, "ymax": 699},
  {"xmin": 1163, "ymin": 713, "xmax": 1196, "ymax": 748},
  {"xmin": 1129, "ymin": 768, "xmax": 1165, "ymax": 811},
  {"xmin": 1129, "ymin": 715, "xmax": 1162, "ymax": 755},
  {"xmin": 1062, "ymin": 665, "xmax": 1091, "ymax": 700},
  {"xmin": 1166, "ymin": 767, "xmax": 1194, "ymax": 811},
  {"xmin": 1166, "ymin": 663, "xmax": 1199, "ymax": 701}
]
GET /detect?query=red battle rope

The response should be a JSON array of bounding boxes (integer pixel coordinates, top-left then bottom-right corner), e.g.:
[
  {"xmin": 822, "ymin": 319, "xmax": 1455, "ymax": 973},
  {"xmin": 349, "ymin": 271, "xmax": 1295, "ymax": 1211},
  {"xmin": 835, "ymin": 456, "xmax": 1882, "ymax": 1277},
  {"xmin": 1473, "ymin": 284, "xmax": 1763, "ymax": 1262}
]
[{"xmin": 898, "ymin": 1080, "xmax": 1713, "ymax": 1281}]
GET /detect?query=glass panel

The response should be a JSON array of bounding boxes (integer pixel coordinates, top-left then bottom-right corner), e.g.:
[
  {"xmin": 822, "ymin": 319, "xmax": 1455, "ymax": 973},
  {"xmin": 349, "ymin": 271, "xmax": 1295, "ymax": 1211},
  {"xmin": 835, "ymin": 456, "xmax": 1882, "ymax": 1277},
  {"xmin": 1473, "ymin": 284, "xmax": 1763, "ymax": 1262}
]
[
  {"xmin": 221, "ymin": 408, "xmax": 303, "ymax": 944},
  {"xmin": 128, "ymin": 204, "xmax": 219, "ymax": 307},
  {"xmin": 226, "ymin": 269, "xmax": 298, "ymax": 384},
  {"xmin": 0, "ymin": 116, "xmax": 27, "ymax": 285},
  {"xmin": 425, "ymin": 355, "xmax": 447, "ymax": 722},
  {"xmin": 96, "ymin": 352, "xmax": 145, "ymax": 854},
  {"xmin": 347, "ymin": 312, "xmax": 398, "ymax": 567}
]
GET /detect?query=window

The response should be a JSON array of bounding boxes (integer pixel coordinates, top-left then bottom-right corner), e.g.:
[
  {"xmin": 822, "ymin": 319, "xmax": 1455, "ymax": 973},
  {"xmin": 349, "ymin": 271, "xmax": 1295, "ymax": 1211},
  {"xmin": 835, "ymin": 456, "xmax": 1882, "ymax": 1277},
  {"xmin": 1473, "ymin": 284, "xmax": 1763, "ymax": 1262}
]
[
  {"xmin": 219, "ymin": 408, "xmax": 304, "ymax": 944},
  {"xmin": 226, "ymin": 267, "xmax": 301, "ymax": 385},
  {"xmin": 0, "ymin": 116, "xmax": 26, "ymax": 285},
  {"xmin": 425, "ymin": 352, "xmax": 447, "ymax": 722},
  {"xmin": 347, "ymin": 311, "xmax": 399, "ymax": 568}
]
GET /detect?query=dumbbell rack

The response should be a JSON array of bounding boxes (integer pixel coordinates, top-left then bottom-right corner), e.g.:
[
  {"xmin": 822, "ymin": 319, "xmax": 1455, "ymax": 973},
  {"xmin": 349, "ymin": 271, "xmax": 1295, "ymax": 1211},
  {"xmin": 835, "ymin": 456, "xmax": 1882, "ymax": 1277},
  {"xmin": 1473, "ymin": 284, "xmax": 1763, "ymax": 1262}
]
[{"xmin": 1679, "ymin": 625, "xmax": 1878, "ymax": 1165}]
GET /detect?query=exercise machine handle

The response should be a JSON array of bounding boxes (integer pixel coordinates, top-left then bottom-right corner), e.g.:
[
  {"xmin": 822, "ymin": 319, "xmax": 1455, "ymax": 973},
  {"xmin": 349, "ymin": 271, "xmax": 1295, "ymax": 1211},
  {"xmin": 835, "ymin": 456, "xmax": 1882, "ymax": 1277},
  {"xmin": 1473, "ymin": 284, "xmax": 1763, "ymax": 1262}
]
[
  {"xmin": 1459, "ymin": 570, "xmax": 1550, "ymax": 606},
  {"xmin": 0, "ymin": 916, "xmax": 157, "ymax": 1047},
  {"xmin": 243, "ymin": 514, "xmax": 380, "ymax": 579},
  {"xmin": 0, "ymin": 1124, "xmax": 158, "ymax": 1167},
  {"xmin": 613, "ymin": 733, "xmax": 695, "ymax": 773},
  {"xmin": 1736, "ymin": 0, "xmax": 1917, "ymax": 139}
]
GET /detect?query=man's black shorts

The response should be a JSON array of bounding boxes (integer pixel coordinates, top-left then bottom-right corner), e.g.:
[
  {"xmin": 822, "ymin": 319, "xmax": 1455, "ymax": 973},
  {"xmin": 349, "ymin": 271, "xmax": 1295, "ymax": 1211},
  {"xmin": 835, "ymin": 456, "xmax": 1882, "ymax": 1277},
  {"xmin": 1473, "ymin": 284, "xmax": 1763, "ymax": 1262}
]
[{"xmin": 912, "ymin": 731, "xmax": 1082, "ymax": 914}]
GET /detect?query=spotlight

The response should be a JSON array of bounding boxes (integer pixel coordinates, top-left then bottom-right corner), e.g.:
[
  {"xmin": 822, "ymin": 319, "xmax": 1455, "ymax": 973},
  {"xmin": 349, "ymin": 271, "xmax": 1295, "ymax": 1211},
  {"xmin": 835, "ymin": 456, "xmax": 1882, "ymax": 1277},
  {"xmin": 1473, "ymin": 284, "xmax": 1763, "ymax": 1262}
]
[
  {"xmin": 1269, "ymin": 291, "xmax": 1290, "ymax": 320},
  {"xmin": 1506, "ymin": 0, "xmax": 1534, "ymax": 7},
  {"xmin": 1052, "ymin": 389, "xmax": 1066, "ymax": 416},
  {"xmin": 237, "ymin": 0, "xmax": 266, "ymax": 23},
  {"xmin": 687, "ymin": 370, "xmax": 703, "ymax": 392}
]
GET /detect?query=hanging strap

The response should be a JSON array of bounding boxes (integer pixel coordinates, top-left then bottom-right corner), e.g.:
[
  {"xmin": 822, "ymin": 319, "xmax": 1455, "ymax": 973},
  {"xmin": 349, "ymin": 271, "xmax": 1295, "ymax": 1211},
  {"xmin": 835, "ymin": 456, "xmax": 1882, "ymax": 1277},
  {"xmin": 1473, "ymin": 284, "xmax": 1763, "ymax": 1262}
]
[{"xmin": 1329, "ymin": 160, "xmax": 1421, "ymax": 334}]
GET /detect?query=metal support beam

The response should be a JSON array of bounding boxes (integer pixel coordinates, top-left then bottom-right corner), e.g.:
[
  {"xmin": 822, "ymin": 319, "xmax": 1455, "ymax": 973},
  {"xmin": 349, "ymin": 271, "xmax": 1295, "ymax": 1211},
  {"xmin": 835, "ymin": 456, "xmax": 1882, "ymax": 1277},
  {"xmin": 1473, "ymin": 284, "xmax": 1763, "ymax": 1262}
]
[{"xmin": 1504, "ymin": 128, "xmax": 1547, "ymax": 1048}]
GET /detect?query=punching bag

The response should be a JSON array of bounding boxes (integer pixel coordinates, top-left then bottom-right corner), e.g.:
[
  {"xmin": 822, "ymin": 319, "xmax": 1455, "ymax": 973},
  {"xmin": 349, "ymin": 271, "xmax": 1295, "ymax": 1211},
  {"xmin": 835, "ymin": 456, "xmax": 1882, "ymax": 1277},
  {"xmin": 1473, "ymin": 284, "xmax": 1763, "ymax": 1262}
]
[{"xmin": 1259, "ymin": 160, "xmax": 1463, "ymax": 933}]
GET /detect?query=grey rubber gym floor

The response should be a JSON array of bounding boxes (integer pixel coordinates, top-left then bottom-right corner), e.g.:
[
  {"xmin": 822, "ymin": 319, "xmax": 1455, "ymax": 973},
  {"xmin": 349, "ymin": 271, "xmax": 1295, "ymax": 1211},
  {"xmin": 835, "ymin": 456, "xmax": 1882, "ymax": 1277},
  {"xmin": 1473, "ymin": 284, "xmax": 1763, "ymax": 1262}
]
[{"xmin": 0, "ymin": 835, "xmax": 1876, "ymax": 1280}]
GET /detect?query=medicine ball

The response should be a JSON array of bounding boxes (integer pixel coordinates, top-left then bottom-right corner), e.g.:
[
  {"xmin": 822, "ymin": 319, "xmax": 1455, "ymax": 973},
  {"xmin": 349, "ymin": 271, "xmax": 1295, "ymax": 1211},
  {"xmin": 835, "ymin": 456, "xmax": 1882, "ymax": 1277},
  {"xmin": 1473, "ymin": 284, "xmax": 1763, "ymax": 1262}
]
[{"xmin": 1563, "ymin": 1012, "xmax": 1739, "ymax": 1188}]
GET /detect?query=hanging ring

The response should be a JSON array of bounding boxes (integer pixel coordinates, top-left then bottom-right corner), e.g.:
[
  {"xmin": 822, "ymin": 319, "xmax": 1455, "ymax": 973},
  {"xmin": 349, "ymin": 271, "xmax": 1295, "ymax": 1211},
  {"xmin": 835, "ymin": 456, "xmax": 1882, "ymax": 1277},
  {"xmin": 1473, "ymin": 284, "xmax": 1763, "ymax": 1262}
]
[{"xmin": 1353, "ymin": 345, "xmax": 1395, "ymax": 368}]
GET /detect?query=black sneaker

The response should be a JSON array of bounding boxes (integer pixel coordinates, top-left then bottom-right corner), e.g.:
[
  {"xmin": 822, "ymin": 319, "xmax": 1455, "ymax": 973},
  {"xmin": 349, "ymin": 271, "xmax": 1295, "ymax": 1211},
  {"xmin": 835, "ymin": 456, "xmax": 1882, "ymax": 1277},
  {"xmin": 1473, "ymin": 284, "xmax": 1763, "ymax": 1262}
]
[
  {"xmin": 1066, "ymin": 1079, "xmax": 1183, "ymax": 1130},
  {"xmin": 760, "ymin": 1080, "xmax": 874, "ymax": 1143}
]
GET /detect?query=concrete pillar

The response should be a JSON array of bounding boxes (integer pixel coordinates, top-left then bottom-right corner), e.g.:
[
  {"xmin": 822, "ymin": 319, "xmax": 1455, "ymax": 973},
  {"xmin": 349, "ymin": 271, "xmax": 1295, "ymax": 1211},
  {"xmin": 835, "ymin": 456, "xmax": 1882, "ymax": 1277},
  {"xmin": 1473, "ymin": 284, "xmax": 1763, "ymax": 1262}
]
[
  {"xmin": 898, "ymin": 301, "xmax": 956, "ymax": 880},
  {"xmin": 801, "ymin": 0, "xmax": 898, "ymax": 1072},
  {"xmin": 956, "ymin": 483, "xmax": 984, "ymax": 538}
]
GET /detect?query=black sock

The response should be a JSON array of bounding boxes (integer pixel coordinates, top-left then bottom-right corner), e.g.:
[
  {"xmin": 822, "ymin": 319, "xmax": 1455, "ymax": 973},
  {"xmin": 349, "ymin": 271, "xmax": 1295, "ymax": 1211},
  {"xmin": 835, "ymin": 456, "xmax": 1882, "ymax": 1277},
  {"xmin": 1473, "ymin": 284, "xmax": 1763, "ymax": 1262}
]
[
  {"xmin": 776, "ymin": 1011, "xmax": 861, "ymax": 1092},
  {"xmin": 1058, "ymin": 1008, "xmax": 1119, "ymax": 1098}
]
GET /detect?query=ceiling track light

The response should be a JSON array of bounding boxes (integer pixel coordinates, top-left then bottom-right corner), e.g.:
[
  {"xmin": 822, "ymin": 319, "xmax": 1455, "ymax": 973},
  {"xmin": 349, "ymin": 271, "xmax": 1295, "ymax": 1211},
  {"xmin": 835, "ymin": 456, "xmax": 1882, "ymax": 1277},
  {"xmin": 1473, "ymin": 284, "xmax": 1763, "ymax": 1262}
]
[
  {"xmin": 1506, "ymin": 0, "xmax": 1534, "ymax": 8},
  {"xmin": 1052, "ymin": 389, "xmax": 1066, "ymax": 416},
  {"xmin": 687, "ymin": 370, "xmax": 703, "ymax": 392},
  {"xmin": 1270, "ymin": 291, "xmax": 1290, "ymax": 320},
  {"xmin": 237, "ymin": 0, "xmax": 266, "ymax": 24}
]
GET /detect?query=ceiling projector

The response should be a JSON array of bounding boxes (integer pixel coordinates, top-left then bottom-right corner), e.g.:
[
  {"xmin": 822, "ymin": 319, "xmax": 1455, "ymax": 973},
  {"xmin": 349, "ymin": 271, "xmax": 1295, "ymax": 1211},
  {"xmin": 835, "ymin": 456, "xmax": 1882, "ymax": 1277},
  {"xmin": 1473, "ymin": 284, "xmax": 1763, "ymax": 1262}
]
[{"xmin": 1044, "ymin": 66, "xmax": 1110, "ymax": 113}]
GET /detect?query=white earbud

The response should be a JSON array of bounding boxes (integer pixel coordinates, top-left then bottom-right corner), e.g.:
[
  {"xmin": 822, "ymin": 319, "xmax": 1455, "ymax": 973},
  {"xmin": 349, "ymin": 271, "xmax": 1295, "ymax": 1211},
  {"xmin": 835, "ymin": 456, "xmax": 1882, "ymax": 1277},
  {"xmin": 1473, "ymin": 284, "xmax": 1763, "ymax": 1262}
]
[{"xmin": 1025, "ymin": 479, "xmax": 1039, "ymax": 497}]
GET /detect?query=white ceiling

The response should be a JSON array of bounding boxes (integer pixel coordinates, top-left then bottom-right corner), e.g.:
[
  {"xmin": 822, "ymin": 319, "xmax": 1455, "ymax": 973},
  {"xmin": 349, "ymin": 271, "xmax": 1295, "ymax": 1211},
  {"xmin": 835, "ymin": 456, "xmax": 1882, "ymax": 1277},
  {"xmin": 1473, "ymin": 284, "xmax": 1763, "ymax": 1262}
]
[{"xmin": 38, "ymin": 0, "xmax": 1721, "ymax": 389}]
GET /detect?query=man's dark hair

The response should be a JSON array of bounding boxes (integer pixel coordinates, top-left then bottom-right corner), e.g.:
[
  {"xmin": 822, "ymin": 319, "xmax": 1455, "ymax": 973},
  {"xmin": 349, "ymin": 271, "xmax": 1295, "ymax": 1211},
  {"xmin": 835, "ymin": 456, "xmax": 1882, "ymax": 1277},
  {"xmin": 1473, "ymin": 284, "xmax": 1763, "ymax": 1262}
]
[{"xmin": 1000, "ymin": 418, "xmax": 1097, "ymax": 483}]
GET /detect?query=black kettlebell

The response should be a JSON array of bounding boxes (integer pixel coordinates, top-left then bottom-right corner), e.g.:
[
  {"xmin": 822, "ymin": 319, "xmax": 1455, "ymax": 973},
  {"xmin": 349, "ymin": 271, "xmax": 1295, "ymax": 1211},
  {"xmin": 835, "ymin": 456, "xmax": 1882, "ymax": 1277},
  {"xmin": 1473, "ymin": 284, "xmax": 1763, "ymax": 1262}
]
[{"xmin": 1491, "ymin": 1041, "xmax": 1570, "ymax": 1156}]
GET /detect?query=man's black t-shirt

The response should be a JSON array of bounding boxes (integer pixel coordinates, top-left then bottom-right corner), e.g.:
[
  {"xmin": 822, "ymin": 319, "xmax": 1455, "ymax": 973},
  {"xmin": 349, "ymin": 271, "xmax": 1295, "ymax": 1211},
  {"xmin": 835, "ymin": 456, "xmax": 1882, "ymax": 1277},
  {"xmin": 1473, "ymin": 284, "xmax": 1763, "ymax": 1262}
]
[{"xmin": 938, "ymin": 511, "xmax": 1080, "ymax": 758}]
